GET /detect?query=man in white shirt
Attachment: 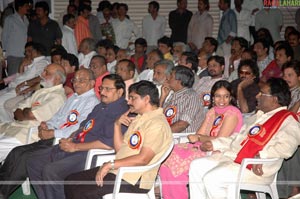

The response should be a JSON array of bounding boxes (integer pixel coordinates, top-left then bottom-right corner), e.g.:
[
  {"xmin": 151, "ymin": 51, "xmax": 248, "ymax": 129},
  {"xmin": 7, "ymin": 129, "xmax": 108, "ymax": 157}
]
[
  {"xmin": 112, "ymin": 3, "xmax": 141, "ymax": 49},
  {"xmin": 78, "ymin": 38, "xmax": 97, "ymax": 69},
  {"xmin": 234, "ymin": 0, "xmax": 251, "ymax": 43},
  {"xmin": 0, "ymin": 42, "xmax": 49, "ymax": 122},
  {"xmin": 142, "ymin": 1, "xmax": 166, "ymax": 52},
  {"xmin": 62, "ymin": 14, "xmax": 78, "ymax": 56}
]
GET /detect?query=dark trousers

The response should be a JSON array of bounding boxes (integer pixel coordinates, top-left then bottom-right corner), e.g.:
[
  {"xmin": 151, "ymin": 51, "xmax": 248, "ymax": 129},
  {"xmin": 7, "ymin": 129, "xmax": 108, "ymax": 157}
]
[
  {"xmin": 65, "ymin": 168, "xmax": 149, "ymax": 199},
  {"xmin": 0, "ymin": 139, "xmax": 53, "ymax": 198},
  {"xmin": 26, "ymin": 145, "xmax": 87, "ymax": 199}
]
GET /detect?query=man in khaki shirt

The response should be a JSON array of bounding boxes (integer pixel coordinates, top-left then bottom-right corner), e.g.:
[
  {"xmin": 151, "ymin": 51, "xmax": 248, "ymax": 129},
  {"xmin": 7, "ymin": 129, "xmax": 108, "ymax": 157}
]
[{"xmin": 64, "ymin": 80, "xmax": 173, "ymax": 199}]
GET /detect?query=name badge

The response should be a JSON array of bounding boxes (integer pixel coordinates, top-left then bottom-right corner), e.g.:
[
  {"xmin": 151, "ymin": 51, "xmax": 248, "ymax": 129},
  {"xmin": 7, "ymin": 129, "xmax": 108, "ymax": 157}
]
[
  {"xmin": 203, "ymin": 93, "xmax": 211, "ymax": 106},
  {"xmin": 129, "ymin": 131, "xmax": 142, "ymax": 149}
]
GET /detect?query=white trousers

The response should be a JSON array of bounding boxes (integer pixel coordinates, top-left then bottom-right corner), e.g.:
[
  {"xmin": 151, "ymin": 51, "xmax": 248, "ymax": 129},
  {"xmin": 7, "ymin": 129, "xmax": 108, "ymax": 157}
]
[{"xmin": 0, "ymin": 88, "xmax": 17, "ymax": 122}]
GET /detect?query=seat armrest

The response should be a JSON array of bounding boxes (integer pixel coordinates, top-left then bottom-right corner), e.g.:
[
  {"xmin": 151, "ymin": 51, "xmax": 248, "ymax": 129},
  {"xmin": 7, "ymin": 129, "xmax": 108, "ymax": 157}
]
[{"xmin": 84, "ymin": 149, "xmax": 115, "ymax": 170}]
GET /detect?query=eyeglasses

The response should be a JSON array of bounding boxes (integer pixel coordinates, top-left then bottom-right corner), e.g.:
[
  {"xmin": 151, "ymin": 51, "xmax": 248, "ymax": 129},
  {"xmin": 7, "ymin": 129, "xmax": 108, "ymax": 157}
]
[
  {"xmin": 71, "ymin": 78, "xmax": 90, "ymax": 83},
  {"xmin": 89, "ymin": 64, "xmax": 100, "ymax": 69},
  {"xmin": 259, "ymin": 91, "xmax": 273, "ymax": 97},
  {"xmin": 99, "ymin": 86, "xmax": 117, "ymax": 92},
  {"xmin": 239, "ymin": 70, "xmax": 252, "ymax": 75}
]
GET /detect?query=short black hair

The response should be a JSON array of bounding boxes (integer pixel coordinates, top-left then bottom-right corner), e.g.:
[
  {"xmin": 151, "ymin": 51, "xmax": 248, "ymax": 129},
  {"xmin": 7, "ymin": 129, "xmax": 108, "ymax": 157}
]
[
  {"xmin": 63, "ymin": 14, "xmax": 75, "ymax": 25},
  {"xmin": 35, "ymin": 1, "xmax": 49, "ymax": 15},
  {"xmin": 62, "ymin": 53, "xmax": 79, "ymax": 71},
  {"xmin": 135, "ymin": 38, "xmax": 147, "ymax": 48},
  {"xmin": 97, "ymin": 0, "xmax": 112, "ymax": 12},
  {"xmin": 172, "ymin": 65, "xmax": 194, "ymax": 88},
  {"xmin": 204, "ymin": 37, "xmax": 218, "ymax": 52},
  {"xmin": 207, "ymin": 55, "xmax": 225, "ymax": 66},
  {"xmin": 149, "ymin": 1, "xmax": 159, "ymax": 11},
  {"xmin": 182, "ymin": 51, "xmax": 198, "ymax": 73},
  {"xmin": 238, "ymin": 59, "xmax": 260, "ymax": 79},
  {"xmin": 117, "ymin": 3, "xmax": 128, "ymax": 11},
  {"xmin": 15, "ymin": 0, "xmax": 31, "ymax": 11},
  {"xmin": 288, "ymin": 30, "xmax": 300, "ymax": 39},
  {"xmin": 102, "ymin": 74, "xmax": 126, "ymax": 97},
  {"xmin": 129, "ymin": 80, "xmax": 159, "ymax": 107},
  {"xmin": 96, "ymin": 39, "xmax": 114, "ymax": 49},
  {"xmin": 275, "ymin": 42, "xmax": 294, "ymax": 60},
  {"xmin": 254, "ymin": 39, "xmax": 271, "ymax": 54},
  {"xmin": 32, "ymin": 42, "xmax": 47, "ymax": 56},
  {"xmin": 118, "ymin": 59, "xmax": 136, "ymax": 72},
  {"xmin": 267, "ymin": 78, "xmax": 291, "ymax": 106},
  {"xmin": 282, "ymin": 60, "xmax": 300, "ymax": 76},
  {"xmin": 78, "ymin": 4, "xmax": 91, "ymax": 14},
  {"xmin": 158, "ymin": 36, "xmax": 173, "ymax": 48},
  {"xmin": 232, "ymin": 37, "xmax": 248, "ymax": 49}
]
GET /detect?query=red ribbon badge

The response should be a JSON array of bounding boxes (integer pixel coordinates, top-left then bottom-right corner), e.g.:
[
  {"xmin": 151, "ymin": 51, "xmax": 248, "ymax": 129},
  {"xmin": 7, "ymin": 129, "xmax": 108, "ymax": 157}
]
[
  {"xmin": 209, "ymin": 114, "xmax": 224, "ymax": 137},
  {"xmin": 164, "ymin": 106, "xmax": 177, "ymax": 125},
  {"xmin": 76, "ymin": 119, "xmax": 94, "ymax": 143},
  {"xmin": 60, "ymin": 110, "xmax": 79, "ymax": 129},
  {"xmin": 128, "ymin": 131, "xmax": 142, "ymax": 149}
]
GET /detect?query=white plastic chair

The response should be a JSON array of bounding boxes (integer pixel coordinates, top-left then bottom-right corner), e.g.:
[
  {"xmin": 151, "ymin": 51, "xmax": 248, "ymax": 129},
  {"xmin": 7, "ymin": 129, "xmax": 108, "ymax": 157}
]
[
  {"xmin": 172, "ymin": 132, "xmax": 195, "ymax": 144},
  {"xmin": 227, "ymin": 158, "xmax": 280, "ymax": 199},
  {"xmin": 101, "ymin": 141, "xmax": 174, "ymax": 199},
  {"xmin": 84, "ymin": 149, "xmax": 115, "ymax": 170}
]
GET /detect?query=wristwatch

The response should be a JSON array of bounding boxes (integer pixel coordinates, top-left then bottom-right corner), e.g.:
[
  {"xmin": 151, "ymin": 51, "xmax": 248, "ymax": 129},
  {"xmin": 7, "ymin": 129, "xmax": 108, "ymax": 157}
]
[{"xmin": 110, "ymin": 159, "xmax": 115, "ymax": 170}]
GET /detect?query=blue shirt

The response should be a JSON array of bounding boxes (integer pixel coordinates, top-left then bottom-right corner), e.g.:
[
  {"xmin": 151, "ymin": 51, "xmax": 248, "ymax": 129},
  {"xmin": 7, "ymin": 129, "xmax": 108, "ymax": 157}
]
[
  {"xmin": 73, "ymin": 97, "xmax": 129, "ymax": 148},
  {"xmin": 47, "ymin": 89, "xmax": 99, "ymax": 138},
  {"xmin": 217, "ymin": 9, "xmax": 237, "ymax": 45},
  {"xmin": 2, "ymin": 13, "xmax": 29, "ymax": 57}
]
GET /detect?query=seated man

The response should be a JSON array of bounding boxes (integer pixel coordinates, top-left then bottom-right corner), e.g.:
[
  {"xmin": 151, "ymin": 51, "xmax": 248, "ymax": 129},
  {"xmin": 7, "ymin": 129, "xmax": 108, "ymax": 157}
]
[
  {"xmin": 0, "ymin": 42, "xmax": 49, "ymax": 122},
  {"xmin": 0, "ymin": 64, "xmax": 67, "ymax": 158},
  {"xmin": 115, "ymin": 59, "xmax": 136, "ymax": 100},
  {"xmin": 89, "ymin": 55, "xmax": 109, "ymax": 100},
  {"xmin": 0, "ymin": 68, "xmax": 99, "ymax": 198},
  {"xmin": 64, "ymin": 80, "xmax": 173, "ymax": 199},
  {"xmin": 26, "ymin": 74, "xmax": 129, "ymax": 199},
  {"xmin": 189, "ymin": 78, "xmax": 300, "ymax": 199},
  {"xmin": 231, "ymin": 59, "xmax": 260, "ymax": 113},
  {"xmin": 161, "ymin": 66, "xmax": 202, "ymax": 133},
  {"xmin": 153, "ymin": 59, "xmax": 174, "ymax": 97}
]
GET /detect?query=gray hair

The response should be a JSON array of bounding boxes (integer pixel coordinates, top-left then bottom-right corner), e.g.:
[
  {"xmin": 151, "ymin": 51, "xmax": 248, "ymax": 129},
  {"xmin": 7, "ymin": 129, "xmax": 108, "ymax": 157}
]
[
  {"xmin": 82, "ymin": 38, "xmax": 96, "ymax": 51},
  {"xmin": 173, "ymin": 42, "xmax": 187, "ymax": 52},
  {"xmin": 55, "ymin": 70, "xmax": 66, "ymax": 84},
  {"xmin": 78, "ymin": 68, "xmax": 96, "ymax": 80},
  {"xmin": 154, "ymin": 59, "xmax": 174, "ymax": 75}
]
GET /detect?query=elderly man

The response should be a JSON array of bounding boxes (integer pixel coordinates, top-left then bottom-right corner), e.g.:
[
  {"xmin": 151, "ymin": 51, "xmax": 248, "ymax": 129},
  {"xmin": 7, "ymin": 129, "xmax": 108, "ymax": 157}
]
[
  {"xmin": 161, "ymin": 66, "xmax": 202, "ymax": 133},
  {"xmin": 189, "ymin": 78, "xmax": 300, "ymax": 199},
  {"xmin": 137, "ymin": 49, "xmax": 164, "ymax": 82},
  {"xmin": 78, "ymin": 38, "xmax": 97, "ymax": 69},
  {"xmin": 0, "ymin": 42, "xmax": 49, "ymax": 122},
  {"xmin": 27, "ymin": 74, "xmax": 129, "ymax": 199},
  {"xmin": 0, "ymin": 68, "xmax": 99, "ymax": 198},
  {"xmin": 0, "ymin": 63, "xmax": 66, "ymax": 160},
  {"xmin": 153, "ymin": 59, "xmax": 174, "ymax": 98},
  {"xmin": 64, "ymin": 80, "xmax": 173, "ymax": 199}
]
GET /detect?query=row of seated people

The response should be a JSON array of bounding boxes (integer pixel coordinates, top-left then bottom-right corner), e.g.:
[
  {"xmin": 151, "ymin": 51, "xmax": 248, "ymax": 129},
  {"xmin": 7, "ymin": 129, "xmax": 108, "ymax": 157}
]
[
  {"xmin": 1, "ymin": 71, "xmax": 299, "ymax": 199},
  {"xmin": 0, "ymin": 35, "xmax": 300, "ymax": 198}
]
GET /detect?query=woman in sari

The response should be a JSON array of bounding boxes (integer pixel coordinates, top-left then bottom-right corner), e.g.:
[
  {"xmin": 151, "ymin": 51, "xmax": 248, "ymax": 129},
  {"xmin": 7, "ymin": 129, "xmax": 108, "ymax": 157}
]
[{"xmin": 159, "ymin": 80, "xmax": 243, "ymax": 199}]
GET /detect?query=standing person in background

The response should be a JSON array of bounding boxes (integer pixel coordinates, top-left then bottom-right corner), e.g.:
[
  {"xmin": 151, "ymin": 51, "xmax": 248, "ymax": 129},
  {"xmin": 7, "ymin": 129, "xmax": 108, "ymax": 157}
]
[
  {"xmin": 112, "ymin": 3, "xmax": 141, "ymax": 49},
  {"xmin": 27, "ymin": 1, "xmax": 62, "ymax": 56},
  {"xmin": 217, "ymin": 0, "xmax": 237, "ymax": 56},
  {"xmin": 187, "ymin": 0, "xmax": 213, "ymax": 53},
  {"xmin": 74, "ymin": 4, "xmax": 92, "ymax": 50},
  {"xmin": 168, "ymin": 0, "xmax": 192, "ymax": 43},
  {"xmin": 62, "ymin": 14, "xmax": 77, "ymax": 56},
  {"xmin": 142, "ymin": 1, "xmax": 166, "ymax": 52},
  {"xmin": 2, "ymin": 0, "xmax": 30, "ymax": 76},
  {"xmin": 255, "ymin": 6, "xmax": 283, "ymax": 42},
  {"xmin": 241, "ymin": 0, "xmax": 263, "ymax": 43},
  {"xmin": 233, "ymin": 0, "xmax": 251, "ymax": 43}
]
